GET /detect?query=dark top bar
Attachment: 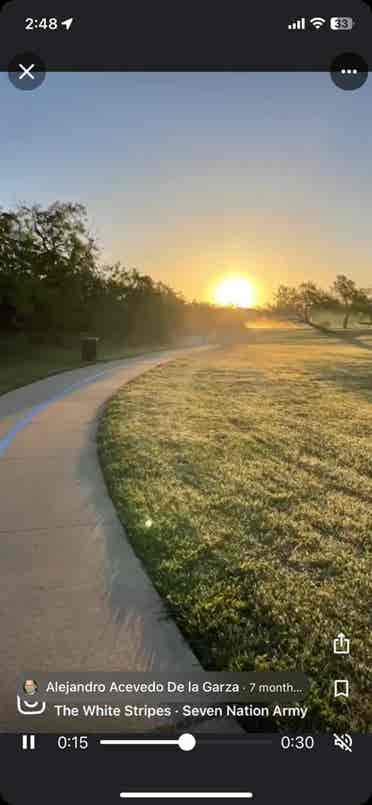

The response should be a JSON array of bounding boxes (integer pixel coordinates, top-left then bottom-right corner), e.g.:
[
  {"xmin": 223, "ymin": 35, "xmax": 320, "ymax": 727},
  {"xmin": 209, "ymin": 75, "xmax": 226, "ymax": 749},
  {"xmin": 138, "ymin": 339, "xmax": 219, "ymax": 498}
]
[{"xmin": 0, "ymin": 0, "xmax": 371, "ymax": 71}]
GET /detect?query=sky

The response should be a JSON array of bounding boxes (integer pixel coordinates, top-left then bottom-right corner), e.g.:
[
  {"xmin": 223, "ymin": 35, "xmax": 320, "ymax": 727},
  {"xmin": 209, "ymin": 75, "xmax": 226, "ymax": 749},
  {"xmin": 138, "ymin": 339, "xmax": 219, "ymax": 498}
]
[{"xmin": 2, "ymin": 71, "xmax": 372, "ymax": 305}]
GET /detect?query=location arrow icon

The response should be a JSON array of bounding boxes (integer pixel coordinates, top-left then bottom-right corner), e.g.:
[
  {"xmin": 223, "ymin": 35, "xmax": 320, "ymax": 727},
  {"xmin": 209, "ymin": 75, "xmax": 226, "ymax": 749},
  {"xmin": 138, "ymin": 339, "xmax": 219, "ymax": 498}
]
[{"xmin": 61, "ymin": 17, "xmax": 74, "ymax": 30}]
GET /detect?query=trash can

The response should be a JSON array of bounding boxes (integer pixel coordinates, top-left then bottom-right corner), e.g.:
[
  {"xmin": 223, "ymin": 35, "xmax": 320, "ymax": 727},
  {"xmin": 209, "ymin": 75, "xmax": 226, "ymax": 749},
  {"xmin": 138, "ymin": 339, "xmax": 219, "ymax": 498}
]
[{"xmin": 81, "ymin": 337, "xmax": 99, "ymax": 362}]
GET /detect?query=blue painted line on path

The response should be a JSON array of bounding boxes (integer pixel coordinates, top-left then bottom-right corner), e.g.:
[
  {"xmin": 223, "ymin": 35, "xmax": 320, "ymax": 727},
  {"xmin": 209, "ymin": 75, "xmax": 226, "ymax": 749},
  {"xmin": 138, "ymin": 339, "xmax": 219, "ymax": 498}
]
[{"xmin": 0, "ymin": 363, "xmax": 124, "ymax": 458}]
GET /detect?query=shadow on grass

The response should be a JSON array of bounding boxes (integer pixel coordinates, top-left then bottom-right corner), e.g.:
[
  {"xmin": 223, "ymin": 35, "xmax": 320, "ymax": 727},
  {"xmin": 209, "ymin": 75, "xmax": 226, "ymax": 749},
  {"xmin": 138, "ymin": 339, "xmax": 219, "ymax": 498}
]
[
  {"xmin": 243, "ymin": 324, "xmax": 372, "ymax": 351},
  {"xmin": 230, "ymin": 327, "xmax": 327, "ymax": 347},
  {"xmin": 309, "ymin": 322, "xmax": 372, "ymax": 353},
  {"xmin": 306, "ymin": 353, "xmax": 372, "ymax": 401}
]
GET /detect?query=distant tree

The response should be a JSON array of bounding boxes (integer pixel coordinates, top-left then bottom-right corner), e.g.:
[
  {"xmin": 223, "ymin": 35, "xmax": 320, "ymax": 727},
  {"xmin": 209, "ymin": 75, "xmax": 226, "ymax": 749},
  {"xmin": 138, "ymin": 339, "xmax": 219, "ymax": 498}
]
[
  {"xmin": 295, "ymin": 282, "xmax": 329, "ymax": 324},
  {"xmin": 332, "ymin": 274, "xmax": 370, "ymax": 329},
  {"xmin": 272, "ymin": 282, "xmax": 332, "ymax": 325},
  {"xmin": 271, "ymin": 285, "xmax": 297, "ymax": 319}
]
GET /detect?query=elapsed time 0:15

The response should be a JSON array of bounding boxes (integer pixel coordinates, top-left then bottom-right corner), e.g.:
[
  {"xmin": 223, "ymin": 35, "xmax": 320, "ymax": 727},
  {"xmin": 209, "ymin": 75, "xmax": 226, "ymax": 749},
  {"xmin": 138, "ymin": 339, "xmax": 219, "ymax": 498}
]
[{"xmin": 57, "ymin": 736, "xmax": 89, "ymax": 750}]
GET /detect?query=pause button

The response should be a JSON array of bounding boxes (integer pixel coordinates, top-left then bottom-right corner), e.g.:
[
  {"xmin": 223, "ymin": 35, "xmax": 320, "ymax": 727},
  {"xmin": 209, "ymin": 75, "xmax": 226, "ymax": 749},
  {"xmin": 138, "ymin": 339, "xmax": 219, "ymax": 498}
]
[{"xmin": 22, "ymin": 735, "xmax": 36, "ymax": 750}]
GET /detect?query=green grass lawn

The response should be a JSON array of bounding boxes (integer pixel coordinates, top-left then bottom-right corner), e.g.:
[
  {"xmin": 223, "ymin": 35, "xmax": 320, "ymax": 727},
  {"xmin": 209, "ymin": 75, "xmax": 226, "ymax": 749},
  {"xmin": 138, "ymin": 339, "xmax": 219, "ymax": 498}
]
[
  {"xmin": 0, "ymin": 335, "xmax": 174, "ymax": 396},
  {"xmin": 98, "ymin": 327, "xmax": 372, "ymax": 733}
]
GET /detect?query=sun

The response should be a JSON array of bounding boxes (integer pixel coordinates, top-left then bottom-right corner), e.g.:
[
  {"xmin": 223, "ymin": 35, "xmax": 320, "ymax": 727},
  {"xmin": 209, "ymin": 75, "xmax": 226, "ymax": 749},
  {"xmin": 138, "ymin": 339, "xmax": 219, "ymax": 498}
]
[{"xmin": 214, "ymin": 276, "xmax": 255, "ymax": 308}]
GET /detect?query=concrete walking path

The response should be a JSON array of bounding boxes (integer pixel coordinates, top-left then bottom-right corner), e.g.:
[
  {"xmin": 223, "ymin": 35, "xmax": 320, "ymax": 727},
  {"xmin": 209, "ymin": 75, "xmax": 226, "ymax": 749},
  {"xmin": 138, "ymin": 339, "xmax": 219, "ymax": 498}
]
[{"xmin": 0, "ymin": 348, "xmax": 209, "ymax": 732}]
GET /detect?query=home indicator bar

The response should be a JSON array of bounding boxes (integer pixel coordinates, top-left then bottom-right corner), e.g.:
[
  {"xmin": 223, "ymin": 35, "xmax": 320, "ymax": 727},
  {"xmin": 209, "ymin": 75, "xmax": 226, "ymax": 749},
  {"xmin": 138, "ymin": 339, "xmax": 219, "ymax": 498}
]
[{"xmin": 119, "ymin": 794, "xmax": 253, "ymax": 800}]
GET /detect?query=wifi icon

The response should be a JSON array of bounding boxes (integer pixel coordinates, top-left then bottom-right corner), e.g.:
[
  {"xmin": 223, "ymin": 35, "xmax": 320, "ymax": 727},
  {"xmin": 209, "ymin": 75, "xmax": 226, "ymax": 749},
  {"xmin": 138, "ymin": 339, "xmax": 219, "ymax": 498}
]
[{"xmin": 310, "ymin": 16, "xmax": 326, "ymax": 28}]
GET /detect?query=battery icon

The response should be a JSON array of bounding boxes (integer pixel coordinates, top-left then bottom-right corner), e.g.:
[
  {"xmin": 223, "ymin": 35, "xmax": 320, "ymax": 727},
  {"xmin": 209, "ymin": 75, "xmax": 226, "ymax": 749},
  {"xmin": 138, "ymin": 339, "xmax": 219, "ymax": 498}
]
[{"xmin": 330, "ymin": 17, "xmax": 354, "ymax": 30}]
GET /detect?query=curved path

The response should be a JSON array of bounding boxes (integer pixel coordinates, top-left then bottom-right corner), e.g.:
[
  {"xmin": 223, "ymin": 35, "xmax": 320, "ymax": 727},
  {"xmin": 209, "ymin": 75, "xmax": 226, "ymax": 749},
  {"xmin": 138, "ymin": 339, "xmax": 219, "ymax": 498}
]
[{"xmin": 0, "ymin": 348, "xmax": 208, "ymax": 732}]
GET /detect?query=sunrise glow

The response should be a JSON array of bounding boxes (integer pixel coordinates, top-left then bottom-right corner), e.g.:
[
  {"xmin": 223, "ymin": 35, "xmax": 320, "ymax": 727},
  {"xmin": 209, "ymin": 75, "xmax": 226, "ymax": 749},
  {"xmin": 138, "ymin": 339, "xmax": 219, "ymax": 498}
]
[{"xmin": 214, "ymin": 276, "xmax": 256, "ymax": 308}]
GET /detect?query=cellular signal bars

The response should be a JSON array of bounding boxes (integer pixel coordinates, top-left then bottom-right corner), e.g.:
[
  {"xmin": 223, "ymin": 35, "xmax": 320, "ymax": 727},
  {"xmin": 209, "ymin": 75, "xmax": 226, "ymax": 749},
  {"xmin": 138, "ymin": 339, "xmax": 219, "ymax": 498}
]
[{"xmin": 288, "ymin": 18, "xmax": 306, "ymax": 30}]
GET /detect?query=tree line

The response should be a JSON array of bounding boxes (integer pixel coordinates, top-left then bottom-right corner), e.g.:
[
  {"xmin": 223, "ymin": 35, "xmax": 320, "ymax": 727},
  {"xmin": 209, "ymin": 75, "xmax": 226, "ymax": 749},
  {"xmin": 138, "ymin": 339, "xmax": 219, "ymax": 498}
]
[
  {"xmin": 271, "ymin": 278, "xmax": 372, "ymax": 329},
  {"xmin": 0, "ymin": 201, "xmax": 254, "ymax": 346},
  {"xmin": 0, "ymin": 202, "xmax": 187, "ymax": 344}
]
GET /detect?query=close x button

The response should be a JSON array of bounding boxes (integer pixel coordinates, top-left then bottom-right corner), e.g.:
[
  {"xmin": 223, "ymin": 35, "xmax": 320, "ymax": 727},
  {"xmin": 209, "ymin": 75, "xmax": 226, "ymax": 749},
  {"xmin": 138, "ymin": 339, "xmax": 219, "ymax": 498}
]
[{"xmin": 8, "ymin": 51, "xmax": 46, "ymax": 90}]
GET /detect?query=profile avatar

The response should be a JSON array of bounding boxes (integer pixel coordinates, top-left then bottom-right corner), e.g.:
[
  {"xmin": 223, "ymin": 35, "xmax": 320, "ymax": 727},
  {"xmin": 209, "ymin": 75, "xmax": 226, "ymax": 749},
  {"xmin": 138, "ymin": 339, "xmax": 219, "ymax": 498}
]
[{"xmin": 23, "ymin": 679, "xmax": 38, "ymax": 696}]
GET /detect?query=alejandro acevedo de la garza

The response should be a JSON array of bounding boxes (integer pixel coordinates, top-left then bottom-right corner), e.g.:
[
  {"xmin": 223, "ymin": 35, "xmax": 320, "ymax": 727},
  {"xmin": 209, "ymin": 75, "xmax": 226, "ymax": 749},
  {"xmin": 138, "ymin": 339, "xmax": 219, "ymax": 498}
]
[{"xmin": 45, "ymin": 680, "xmax": 244, "ymax": 695}]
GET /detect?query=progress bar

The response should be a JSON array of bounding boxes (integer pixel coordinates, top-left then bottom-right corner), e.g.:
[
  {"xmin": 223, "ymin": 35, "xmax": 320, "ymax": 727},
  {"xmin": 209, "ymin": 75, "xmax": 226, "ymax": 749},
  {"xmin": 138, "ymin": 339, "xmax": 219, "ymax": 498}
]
[
  {"xmin": 100, "ymin": 734, "xmax": 196, "ymax": 752},
  {"xmin": 120, "ymin": 794, "xmax": 253, "ymax": 799},
  {"xmin": 101, "ymin": 740, "xmax": 178, "ymax": 745}
]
